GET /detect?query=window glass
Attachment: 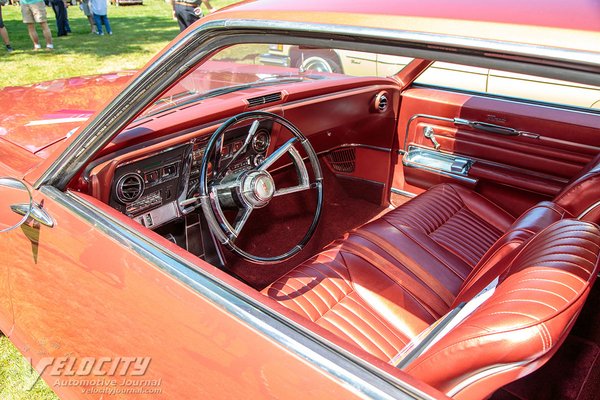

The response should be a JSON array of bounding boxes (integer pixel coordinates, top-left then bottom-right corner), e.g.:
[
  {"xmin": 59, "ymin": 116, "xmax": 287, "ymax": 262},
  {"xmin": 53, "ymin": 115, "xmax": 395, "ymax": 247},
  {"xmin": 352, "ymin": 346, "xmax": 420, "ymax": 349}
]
[
  {"xmin": 415, "ymin": 61, "xmax": 600, "ymax": 110},
  {"xmin": 141, "ymin": 43, "xmax": 413, "ymax": 118}
]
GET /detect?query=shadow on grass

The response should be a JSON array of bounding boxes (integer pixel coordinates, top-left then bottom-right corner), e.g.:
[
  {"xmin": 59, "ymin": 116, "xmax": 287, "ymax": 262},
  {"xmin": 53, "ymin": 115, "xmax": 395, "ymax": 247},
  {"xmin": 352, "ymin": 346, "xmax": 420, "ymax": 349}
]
[
  {"xmin": 48, "ymin": 15, "xmax": 179, "ymax": 56},
  {"xmin": 1, "ymin": 7, "xmax": 180, "ymax": 56}
]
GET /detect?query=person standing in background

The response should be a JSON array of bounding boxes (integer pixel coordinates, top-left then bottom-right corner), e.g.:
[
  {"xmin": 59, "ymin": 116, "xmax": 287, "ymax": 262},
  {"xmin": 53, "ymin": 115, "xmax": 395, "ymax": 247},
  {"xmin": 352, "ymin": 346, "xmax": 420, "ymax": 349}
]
[
  {"xmin": 50, "ymin": 0, "xmax": 69, "ymax": 36},
  {"xmin": 170, "ymin": 0, "xmax": 214, "ymax": 32},
  {"xmin": 0, "ymin": 4, "xmax": 13, "ymax": 52},
  {"xmin": 20, "ymin": 0, "xmax": 54, "ymax": 50},
  {"xmin": 79, "ymin": 0, "xmax": 96, "ymax": 34},
  {"xmin": 90, "ymin": 0, "xmax": 111, "ymax": 35}
]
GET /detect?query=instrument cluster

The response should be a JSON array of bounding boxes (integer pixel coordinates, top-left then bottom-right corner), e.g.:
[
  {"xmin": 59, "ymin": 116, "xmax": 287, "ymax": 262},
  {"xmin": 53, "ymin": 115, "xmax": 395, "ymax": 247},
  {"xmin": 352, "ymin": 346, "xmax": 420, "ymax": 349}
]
[{"xmin": 110, "ymin": 125, "xmax": 272, "ymax": 230}]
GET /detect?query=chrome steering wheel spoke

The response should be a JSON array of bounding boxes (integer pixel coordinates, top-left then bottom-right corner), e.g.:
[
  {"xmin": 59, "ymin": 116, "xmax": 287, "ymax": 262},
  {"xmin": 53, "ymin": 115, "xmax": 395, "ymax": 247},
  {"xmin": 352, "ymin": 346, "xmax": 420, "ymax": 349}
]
[{"xmin": 232, "ymin": 206, "xmax": 253, "ymax": 239}]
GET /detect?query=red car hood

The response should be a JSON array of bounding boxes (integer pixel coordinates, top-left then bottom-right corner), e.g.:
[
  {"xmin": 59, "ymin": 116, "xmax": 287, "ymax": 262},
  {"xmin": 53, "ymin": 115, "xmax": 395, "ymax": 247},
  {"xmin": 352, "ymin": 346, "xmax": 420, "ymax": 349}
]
[{"xmin": 0, "ymin": 72, "xmax": 135, "ymax": 156}]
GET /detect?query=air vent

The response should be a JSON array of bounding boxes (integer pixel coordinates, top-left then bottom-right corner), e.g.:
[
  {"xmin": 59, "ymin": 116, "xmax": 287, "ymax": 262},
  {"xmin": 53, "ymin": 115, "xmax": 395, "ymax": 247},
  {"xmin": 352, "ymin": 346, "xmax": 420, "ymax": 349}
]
[
  {"xmin": 326, "ymin": 148, "xmax": 356, "ymax": 173},
  {"xmin": 246, "ymin": 92, "xmax": 282, "ymax": 108},
  {"xmin": 116, "ymin": 173, "xmax": 144, "ymax": 203},
  {"xmin": 373, "ymin": 91, "xmax": 389, "ymax": 113}
]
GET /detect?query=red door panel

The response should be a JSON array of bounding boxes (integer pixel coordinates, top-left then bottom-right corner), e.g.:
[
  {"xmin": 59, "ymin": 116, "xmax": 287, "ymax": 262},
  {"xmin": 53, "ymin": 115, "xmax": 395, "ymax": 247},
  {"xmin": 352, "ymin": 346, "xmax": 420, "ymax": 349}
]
[
  {"xmin": 1, "ymin": 189, "xmax": 370, "ymax": 400},
  {"xmin": 394, "ymin": 87, "xmax": 600, "ymax": 215}
]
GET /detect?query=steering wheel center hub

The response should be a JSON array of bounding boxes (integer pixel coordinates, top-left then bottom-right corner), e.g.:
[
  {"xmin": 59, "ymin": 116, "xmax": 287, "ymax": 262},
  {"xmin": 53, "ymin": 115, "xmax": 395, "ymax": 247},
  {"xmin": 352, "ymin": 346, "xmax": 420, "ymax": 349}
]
[{"xmin": 242, "ymin": 170, "xmax": 275, "ymax": 208}]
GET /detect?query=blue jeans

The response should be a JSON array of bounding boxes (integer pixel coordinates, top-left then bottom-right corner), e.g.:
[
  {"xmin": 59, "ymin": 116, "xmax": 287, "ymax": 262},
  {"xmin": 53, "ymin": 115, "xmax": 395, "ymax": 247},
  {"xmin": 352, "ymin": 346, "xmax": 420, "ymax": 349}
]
[
  {"xmin": 93, "ymin": 14, "xmax": 111, "ymax": 34},
  {"xmin": 50, "ymin": 0, "xmax": 69, "ymax": 36}
]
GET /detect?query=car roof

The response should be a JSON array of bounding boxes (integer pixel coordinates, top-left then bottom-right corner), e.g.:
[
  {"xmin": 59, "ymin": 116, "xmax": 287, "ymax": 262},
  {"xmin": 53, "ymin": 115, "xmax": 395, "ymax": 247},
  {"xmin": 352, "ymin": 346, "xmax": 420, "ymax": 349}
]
[{"xmin": 209, "ymin": 0, "xmax": 600, "ymax": 54}]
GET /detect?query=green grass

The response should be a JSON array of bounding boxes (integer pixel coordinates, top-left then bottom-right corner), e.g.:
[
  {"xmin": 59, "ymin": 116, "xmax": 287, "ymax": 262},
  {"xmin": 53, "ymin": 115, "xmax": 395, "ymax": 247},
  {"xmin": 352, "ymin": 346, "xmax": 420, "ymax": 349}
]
[
  {"xmin": 0, "ymin": 2, "xmax": 239, "ymax": 398},
  {"xmin": 0, "ymin": 335, "xmax": 59, "ymax": 400},
  {"xmin": 0, "ymin": 0, "xmax": 239, "ymax": 87}
]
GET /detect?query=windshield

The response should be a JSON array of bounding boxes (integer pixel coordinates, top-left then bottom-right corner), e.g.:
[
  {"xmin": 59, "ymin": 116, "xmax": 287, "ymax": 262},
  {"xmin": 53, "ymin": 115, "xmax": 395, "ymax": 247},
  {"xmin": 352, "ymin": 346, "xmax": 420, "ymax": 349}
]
[{"xmin": 139, "ymin": 43, "xmax": 413, "ymax": 118}]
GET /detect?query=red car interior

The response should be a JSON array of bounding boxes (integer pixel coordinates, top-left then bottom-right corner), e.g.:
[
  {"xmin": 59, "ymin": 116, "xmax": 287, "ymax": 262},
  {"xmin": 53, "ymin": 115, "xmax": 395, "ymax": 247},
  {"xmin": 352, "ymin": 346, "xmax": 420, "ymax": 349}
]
[
  {"xmin": 84, "ymin": 65, "xmax": 600, "ymax": 399},
  {"xmin": 263, "ymin": 173, "xmax": 600, "ymax": 397}
]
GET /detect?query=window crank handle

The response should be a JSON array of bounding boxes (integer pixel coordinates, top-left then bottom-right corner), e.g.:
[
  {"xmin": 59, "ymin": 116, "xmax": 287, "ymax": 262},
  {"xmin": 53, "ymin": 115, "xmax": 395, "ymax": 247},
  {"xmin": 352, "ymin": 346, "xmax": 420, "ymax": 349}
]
[{"xmin": 424, "ymin": 126, "xmax": 440, "ymax": 150}]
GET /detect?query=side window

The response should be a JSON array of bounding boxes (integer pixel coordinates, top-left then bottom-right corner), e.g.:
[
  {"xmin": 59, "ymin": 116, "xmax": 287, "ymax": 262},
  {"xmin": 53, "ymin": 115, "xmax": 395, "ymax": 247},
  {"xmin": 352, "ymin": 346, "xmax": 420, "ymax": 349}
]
[
  {"xmin": 415, "ymin": 62, "xmax": 600, "ymax": 110},
  {"xmin": 487, "ymin": 70, "xmax": 600, "ymax": 110},
  {"xmin": 415, "ymin": 62, "xmax": 488, "ymax": 93}
]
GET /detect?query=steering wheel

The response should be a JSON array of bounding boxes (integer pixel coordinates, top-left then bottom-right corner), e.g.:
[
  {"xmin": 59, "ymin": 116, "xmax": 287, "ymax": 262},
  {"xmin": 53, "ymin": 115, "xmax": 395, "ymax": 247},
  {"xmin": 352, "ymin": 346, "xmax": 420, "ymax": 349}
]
[{"xmin": 199, "ymin": 111, "xmax": 323, "ymax": 264}]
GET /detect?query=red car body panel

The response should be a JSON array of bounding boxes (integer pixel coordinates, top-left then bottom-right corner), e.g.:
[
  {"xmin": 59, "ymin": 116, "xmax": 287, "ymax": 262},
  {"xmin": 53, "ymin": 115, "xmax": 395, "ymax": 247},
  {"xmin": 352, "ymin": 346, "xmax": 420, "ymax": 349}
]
[
  {"xmin": 1, "ymin": 188, "xmax": 384, "ymax": 400},
  {"xmin": 0, "ymin": 73, "xmax": 135, "ymax": 157}
]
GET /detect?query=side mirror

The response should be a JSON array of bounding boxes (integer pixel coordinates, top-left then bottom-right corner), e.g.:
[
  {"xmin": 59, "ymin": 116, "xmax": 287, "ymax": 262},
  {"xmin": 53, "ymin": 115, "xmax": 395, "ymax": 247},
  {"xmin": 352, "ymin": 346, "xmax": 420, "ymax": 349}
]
[{"xmin": 0, "ymin": 177, "xmax": 34, "ymax": 233}]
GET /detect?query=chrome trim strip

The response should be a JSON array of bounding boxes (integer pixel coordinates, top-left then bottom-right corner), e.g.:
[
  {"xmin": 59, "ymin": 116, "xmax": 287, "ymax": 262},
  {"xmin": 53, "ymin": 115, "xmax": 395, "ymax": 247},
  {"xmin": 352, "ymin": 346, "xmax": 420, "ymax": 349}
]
[
  {"xmin": 42, "ymin": 185, "xmax": 434, "ymax": 400},
  {"xmin": 36, "ymin": 19, "xmax": 600, "ymax": 190},
  {"xmin": 412, "ymin": 83, "xmax": 600, "ymax": 117},
  {"xmin": 446, "ymin": 361, "xmax": 527, "ymax": 398},
  {"xmin": 321, "ymin": 143, "xmax": 393, "ymax": 154},
  {"xmin": 402, "ymin": 158, "xmax": 478, "ymax": 185},
  {"xmin": 391, "ymin": 188, "xmax": 417, "ymax": 198},
  {"xmin": 578, "ymin": 200, "xmax": 600, "ymax": 220}
]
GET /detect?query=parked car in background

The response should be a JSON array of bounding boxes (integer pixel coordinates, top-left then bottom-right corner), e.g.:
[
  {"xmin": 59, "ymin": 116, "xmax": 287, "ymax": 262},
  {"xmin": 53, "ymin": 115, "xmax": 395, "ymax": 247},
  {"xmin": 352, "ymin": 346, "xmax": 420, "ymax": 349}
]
[
  {"xmin": 1, "ymin": 1, "xmax": 600, "ymax": 399},
  {"xmin": 259, "ymin": 45, "xmax": 600, "ymax": 109}
]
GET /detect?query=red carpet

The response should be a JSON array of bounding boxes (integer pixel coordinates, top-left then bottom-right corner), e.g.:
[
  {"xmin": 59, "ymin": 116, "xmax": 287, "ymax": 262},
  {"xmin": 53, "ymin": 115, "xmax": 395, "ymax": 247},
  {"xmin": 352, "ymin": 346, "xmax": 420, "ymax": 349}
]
[{"xmin": 224, "ymin": 166, "xmax": 386, "ymax": 289}]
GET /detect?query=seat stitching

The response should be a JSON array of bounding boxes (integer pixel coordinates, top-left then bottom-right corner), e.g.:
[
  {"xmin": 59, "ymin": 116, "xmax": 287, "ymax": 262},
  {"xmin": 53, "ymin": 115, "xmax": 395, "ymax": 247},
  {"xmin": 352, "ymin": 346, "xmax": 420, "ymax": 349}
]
[
  {"xmin": 392, "ymin": 223, "xmax": 469, "ymax": 279},
  {"xmin": 504, "ymin": 287, "xmax": 569, "ymax": 303},
  {"xmin": 339, "ymin": 297, "xmax": 408, "ymax": 352},
  {"xmin": 321, "ymin": 299, "xmax": 399, "ymax": 360},
  {"xmin": 494, "ymin": 298, "xmax": 559, "ymax": 312},
  {"xmin": 343, "ymin": 295, "xmax": 410, "ymax": 346},
  {"xmin": 508, "ymin": 279, "xmax": 580, "ymax": 294},
  {"xmin": 516, "ymin": 268, "xmax": 590, "ymax": 284}
]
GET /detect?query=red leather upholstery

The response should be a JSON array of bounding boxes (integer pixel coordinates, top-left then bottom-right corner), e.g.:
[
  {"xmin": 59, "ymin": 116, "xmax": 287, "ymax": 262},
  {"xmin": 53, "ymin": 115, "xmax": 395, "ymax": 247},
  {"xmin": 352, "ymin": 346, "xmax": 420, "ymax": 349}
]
[
  {"xmin": 264, "ymin": 244, "xmax": 435, "ymax": 361},
  {"xmin": 455, "ymin": 201, "xmax": 572, "ymax": 302},
  {"xmin": 408, "ymin": 219, "xmax": 600, "ymax": 399},
  {"xmin": 261, "ymin": 154, "xmax": 600, "ymax": 397},
  {"xmin": 263, "ymin": 218, "xmax": 600, "ymax": 399},
  {"xmin": 381, "ymin": 184, "xmax": 514, "ymax": 268},
  {"xmin": 555, "ymin": 153, "xmax": 600, "ymax": 223}
]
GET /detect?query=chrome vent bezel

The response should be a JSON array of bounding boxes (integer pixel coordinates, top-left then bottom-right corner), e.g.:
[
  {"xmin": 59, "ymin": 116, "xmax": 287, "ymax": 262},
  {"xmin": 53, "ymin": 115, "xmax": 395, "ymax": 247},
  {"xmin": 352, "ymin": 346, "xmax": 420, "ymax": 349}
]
[
  {"xmin": 247, "ymin": 92, "xmax": 283, "ymax": 107},
  {"xmin": 116, "ymin": 173, "xmax": 144, "ymax": 203},
  {"xmin": 374, "ymin": 91, "xmax": 389, "ymax": 113},
  {"xmin": 378, "ymin": 95, "xmax": 388, "ymax": 112}
]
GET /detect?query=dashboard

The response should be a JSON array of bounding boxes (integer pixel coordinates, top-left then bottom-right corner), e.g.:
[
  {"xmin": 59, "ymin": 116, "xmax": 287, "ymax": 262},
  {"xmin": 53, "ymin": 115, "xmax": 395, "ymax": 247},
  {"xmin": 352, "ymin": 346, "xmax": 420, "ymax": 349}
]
[{"xmin": 109, "ymin": 121, "xmax": 273, "ymax": 230}]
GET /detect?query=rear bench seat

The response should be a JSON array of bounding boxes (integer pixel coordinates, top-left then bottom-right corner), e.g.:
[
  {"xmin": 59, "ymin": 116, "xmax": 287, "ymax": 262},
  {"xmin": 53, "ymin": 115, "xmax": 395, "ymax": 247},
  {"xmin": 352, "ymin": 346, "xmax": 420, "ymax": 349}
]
[{"xmin": 262, "ymin": 155, "xmax": 600, "ymax": 399}]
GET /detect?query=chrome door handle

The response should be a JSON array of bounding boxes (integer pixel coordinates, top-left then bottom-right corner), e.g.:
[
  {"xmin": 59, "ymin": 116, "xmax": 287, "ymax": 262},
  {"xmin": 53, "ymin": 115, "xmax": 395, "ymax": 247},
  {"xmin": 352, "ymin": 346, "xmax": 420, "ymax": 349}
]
[
  {"xmin": 423, "ymin": 127, "xmax": 440, "ymax": 150},
  {"xmin": 11, "ymin": 202, "xmax": 54, "ymax": 228}
]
